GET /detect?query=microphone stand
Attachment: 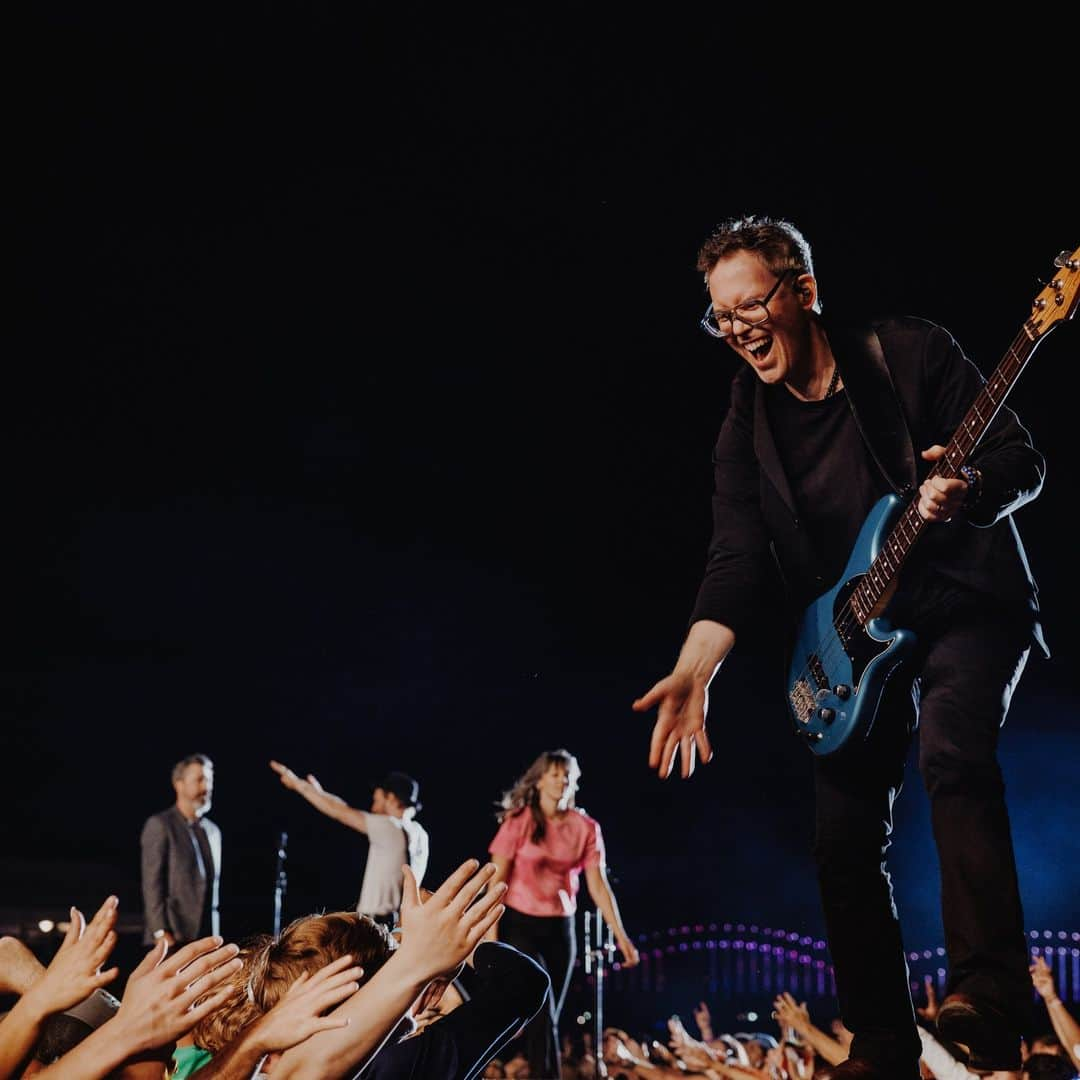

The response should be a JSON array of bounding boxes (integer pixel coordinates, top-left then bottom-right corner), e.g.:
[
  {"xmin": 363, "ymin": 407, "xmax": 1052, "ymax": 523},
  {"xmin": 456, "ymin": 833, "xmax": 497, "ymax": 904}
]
[
  {"xmin": 273, "ymin": 831, "xmax": 288, "ymax": 937},
  {"xmin": 584, "ymin": 907, "xmax": 615, "ymax": 1076}
]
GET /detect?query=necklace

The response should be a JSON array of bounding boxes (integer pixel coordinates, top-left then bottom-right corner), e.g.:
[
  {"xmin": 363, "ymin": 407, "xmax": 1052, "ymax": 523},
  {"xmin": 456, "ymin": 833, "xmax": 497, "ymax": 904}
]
[{"xmin": 823, "ymin": 362, "xmax": 841, "ymax": 399}]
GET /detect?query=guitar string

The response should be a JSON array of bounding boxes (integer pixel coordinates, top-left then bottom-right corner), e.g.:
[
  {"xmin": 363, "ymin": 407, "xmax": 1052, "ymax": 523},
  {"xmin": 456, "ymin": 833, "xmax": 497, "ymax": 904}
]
[
  {"xmin": 795, "ymin": 333, "xmax": 1031, "ymax": 702},
  {"xmin": 788, "ymin": 331, "xmax": 1035, "ymax": 724}
]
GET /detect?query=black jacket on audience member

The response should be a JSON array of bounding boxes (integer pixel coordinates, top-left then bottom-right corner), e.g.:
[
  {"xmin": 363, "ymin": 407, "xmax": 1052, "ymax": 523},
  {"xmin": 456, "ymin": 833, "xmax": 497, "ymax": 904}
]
[{"xmin": 362, "ymin": 941, "xmax": 550, "ymax": 1080}]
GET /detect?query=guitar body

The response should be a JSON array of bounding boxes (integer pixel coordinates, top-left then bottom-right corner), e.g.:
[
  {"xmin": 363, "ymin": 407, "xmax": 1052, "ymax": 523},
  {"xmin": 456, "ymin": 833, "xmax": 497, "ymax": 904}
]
[
  {"xmin": 786, "ymin": 494, "xmax": 918, "ymax": 756},
  {"xmin": 779, "ymin": 243, "xmax": 1076, "ymax": 756}
]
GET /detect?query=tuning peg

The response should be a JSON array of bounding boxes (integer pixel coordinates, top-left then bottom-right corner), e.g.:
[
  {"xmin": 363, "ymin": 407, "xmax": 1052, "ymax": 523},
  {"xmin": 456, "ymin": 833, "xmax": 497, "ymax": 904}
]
[{"xmin": 1053, "ymin": 251, "xmax": 1078, "ymax": 270}]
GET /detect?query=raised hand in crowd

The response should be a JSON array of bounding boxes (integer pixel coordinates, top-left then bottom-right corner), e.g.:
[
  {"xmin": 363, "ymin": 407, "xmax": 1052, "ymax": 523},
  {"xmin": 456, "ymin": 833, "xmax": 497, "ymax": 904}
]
[
  {"xmin": 772, "ymin": 991, "xmax": 847, "ymax": 1067},
  {"xmin": 693, "ymin": 999, "xmax": 715, "ymax": 1042},
  {"xmin": 0, "ymin": 896, "xmax": 119, "ymax": 1080},
  {"xmin": 270, "ymin": 859, "xmax": 506, "ymax": 1079},
  {"xmin": 916, "ymin": 974, "xmax": 940, "ymax": 1023},
  {"xmin": 31, "ymin": 935, "xmax": 242, "ymax": 1080},
  {"xmin": 195, "ymin": 953, "xmax": 364, "ymax": 1079},
  {"xmin": 601, "ymin": 1028, "xmax": 654, "ymax": 1077},
  {"xmin": 1030, "ymin": 954, "xmax": 1080, "ymax": 1072}
]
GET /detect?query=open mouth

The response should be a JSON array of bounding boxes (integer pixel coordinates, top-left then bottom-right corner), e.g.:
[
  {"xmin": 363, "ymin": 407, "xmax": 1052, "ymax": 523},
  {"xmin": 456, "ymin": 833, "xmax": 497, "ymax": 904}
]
[{"xmin": 744, "ymin": 335, "xmax": 773, "ymax": 362}]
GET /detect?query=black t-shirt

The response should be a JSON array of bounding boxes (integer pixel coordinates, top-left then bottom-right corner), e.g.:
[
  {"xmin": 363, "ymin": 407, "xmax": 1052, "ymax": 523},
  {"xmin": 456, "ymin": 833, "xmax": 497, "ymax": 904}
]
[
  {"xmin": 764, "ymin": 383, "xmax": 988, "ymax": 631},
  {"xmin": 764, "ymin": 385, "xmax": 890, "ymax": 592}
]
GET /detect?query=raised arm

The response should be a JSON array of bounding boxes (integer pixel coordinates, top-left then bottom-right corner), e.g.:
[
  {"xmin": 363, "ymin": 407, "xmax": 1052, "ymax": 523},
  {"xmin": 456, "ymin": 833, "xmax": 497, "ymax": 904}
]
[
  {"xmin": 584, "ymin": 864, "xmax": 639, "ymax": 967},
  {"xmin": 634, "ymin": 619, "xmax": 735, "ymax": 780},
  {"xmin": 32, "ymin": 936, "xmax": 241, "ymax": 1080},
  {"xmin": 1031, "ymin": 954, "xmax": 1080, "ymax": 1071},
  {"xmin": 269, "ymin": 760, "xmax": 368, "ymax": 833},
  {"xmin": 270, "ymin": 861, "xmax": 506, "ymax": 1080},
  {"xmin": 772, "ymin": 991, "xmax": 847, "ymax": 1067},
  {"xmin": 194, "ymin": 954, "xmax": 362, "ymax": 1080},
  {"xmin": 0, "ymin": 898, "xmax": 119, "ymax": 1080}
]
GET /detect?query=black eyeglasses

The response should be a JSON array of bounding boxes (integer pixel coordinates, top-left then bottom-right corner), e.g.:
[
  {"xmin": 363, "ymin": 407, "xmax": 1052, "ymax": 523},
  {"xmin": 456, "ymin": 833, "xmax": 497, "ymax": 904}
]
[{"xmin": 700, "ymin": 269, "xmax": 794, "ymax": 339}]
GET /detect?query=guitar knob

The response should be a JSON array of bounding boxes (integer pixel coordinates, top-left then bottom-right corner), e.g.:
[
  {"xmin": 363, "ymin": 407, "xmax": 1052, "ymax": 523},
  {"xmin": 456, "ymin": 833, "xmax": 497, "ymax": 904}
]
[
  {"xmin": 819, "ymin": 707, "xmax": 835, "ymax": 723},
  {"xmin": 804, "ymin": 731, "xmax": 823, "ymax": 742},
  {"xmin": 835, "ymin": 684, "xmax": 850, "ymax": 700}
]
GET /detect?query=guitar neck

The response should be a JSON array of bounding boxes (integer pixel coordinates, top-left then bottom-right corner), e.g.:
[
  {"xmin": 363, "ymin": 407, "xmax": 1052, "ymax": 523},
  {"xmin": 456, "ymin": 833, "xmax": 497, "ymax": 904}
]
[{"xmin": 851, "ymin": 327, "xmax": 1040, "ymax": 622}]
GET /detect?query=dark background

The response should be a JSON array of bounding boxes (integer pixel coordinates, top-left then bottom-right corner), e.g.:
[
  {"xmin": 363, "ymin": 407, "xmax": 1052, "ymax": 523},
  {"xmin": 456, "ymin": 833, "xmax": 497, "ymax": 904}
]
[{"xmin": 5, "ymin": 11, "xmax": 1077, "ymax": 1031}]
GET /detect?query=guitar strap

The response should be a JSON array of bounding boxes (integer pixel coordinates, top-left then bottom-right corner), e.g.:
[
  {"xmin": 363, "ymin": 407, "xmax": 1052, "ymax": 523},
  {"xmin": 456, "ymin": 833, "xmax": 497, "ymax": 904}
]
[{"xmin": 830, "ymin": 324, "xmax": 918, "ymax": 497}]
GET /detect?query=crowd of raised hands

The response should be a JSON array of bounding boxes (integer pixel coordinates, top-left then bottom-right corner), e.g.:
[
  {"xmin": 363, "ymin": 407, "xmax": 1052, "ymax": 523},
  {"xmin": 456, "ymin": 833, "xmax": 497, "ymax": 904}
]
[
  {"xmin": 0, "ymin": 859, "xmax": 523, "ymax": 1080},
  {"xmin": 547, "ymin": 961, "xmax": 1080, "ymax": 1080},
  {"xmin": 4, "ymin": 887, "xmax": 1078, "ymax": 1080}
]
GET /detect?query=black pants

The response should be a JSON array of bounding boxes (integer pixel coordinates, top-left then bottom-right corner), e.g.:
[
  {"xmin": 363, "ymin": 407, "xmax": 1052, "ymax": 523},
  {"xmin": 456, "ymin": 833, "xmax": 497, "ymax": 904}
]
[
  {"xmin": 498, "ymin": 905, "xmax": 575, "ymax": 1078},
  {"xmin": 813, "ymin": 602, "xmax": 1031, "ymax": 1077}
]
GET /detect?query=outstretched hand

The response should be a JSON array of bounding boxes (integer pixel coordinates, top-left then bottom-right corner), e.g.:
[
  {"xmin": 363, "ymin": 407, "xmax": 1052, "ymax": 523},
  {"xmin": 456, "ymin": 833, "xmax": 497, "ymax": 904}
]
[
  {"xmin": 112, "ymin": 936, "xmax": 243, "ymax": 1054},
  {"xmin": 916, "ymin": 974, "xmax": 939, "ymax": 1022},
  {"xmin": 1029, "ymin": 955, "xmax": 1058, "ymax": 1001},
  {"xmin": 396, "ymin": 861, "xmax": 506, "ymax": 984},
  {"xmin": 612, "ymin": 933, "xmax": 640, "ymax": 969},
  {"xmin": 270, "ymin": 760, "xmax": 302, "ymax": 792},
  {"xmin": 773, "ymin": 990, "xmax": 812, "ymax": 1034},
  {"xmin": 21, "ymin": 896, "xmax": 120, "ymax": 1018},
  {"xmin": 633, "ymin": 670, "xmax": 712, "ymax": 780},
  {"xmin": 250, "ymin": 954, "xmax": 363, "ymax": 1052}
]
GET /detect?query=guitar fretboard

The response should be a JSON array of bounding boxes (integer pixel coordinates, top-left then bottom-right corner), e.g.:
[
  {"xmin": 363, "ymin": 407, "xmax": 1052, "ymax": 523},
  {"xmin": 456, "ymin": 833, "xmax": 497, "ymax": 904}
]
[{"xmin": 847, "ymin": 326, "xmax": 1038, "ymax": 625}]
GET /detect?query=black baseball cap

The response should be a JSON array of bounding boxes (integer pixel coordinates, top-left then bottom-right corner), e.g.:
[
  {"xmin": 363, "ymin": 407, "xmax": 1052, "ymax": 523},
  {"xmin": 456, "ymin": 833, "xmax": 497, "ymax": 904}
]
[{"xmin": 378, "ymin": 771, "xmax": 422, "ymax": 811}]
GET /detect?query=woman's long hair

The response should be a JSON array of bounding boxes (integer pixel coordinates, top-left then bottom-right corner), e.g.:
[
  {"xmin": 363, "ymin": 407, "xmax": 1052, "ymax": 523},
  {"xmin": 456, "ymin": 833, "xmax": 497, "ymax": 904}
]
[{"xmin": 496, "ymin": 748, "xmax": 581, "ymax": 844}]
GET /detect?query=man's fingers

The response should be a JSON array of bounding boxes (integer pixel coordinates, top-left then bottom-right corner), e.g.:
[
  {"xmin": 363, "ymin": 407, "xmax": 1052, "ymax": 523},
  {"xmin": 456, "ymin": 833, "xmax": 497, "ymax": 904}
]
[
  {"xmin": 85, "ymin": 896, "xmax": 119, "ymax": 940},
  {"xmin": 450, "ymin": 863, "xmax": 499, "ymax": 917},
  {"xmin": 304, "ymin": 955, "xmax": 355, "ymax": 987},
  {"xmin": 429, "ymin": 859, "xmax": 482, "ymax": 907},
  {"xmin": 59, "ymin": 908, "xmax": 81, "ymax": 951},
  {"xmin": 695, "ymin": 726, "xmax": 714, "ymax": 766},
  {"xmin": 313, "ymin": 979, "xmax": 361, "ymax": 1013},
  {"xmin": 180, "ymin": 946, "xmax": 241, "ymax": 993},
  {"xmin": 160, "ymin": 936, "xmax": 223, "ymax": 975},
  {"xmin": 92, "ymin": 966, "xmax": 120, "ymax": 989},
  {"xmin": 314, "ymin": 1015, "xmax": 351, "ymax": 1034},
  {"xmin": 648, "ymin": 712, "xmax": 672, "ymax": 769},
  {"xmin": 167, "ymin": 938, "xmax": 234, "ymax": 981},
  {"xmin": 463, "ymin": 880, "xmax": 507, "ymax": 931},
  {"xmin": 679, "ymin": 735, "xmax": 696, "ymax": 778},
  {"xmin": 132, "ymin": 939, "xmax": 168, "ymax": 977},
  {"xmin": 660, "ymin": 732, "xmax": 680, "ymax": 779},
  {"xmin": 270, "ymin": 760, "xmax": 287, "ymax": 774},
  {"xmin": 633, "ymin": 678, "xmax": 669, "ymax": 713},
  {"xmin": 469, "ymin": 900, "xmax": 506, "ymax": 946},
  {"xmin": 186, "ymin": 982, "xmax": 237, "ymax": 1026},
  {"xmin": 400, "ymin": 865, "xmax": 421, "ymax": 917},
  {"xmin": 91, "ymin": 930, "xmax": 118, "ymax": 969},
  {"xmin": 179, "ymin": 955, "xmax": 243, "ymax": 1006}
]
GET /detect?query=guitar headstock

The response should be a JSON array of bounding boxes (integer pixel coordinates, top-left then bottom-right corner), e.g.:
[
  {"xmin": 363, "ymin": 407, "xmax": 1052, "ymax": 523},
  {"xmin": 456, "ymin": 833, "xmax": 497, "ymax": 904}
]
[{"xmin": 1028, "ymin": 245, "xmax": 1080, "ymax": 338}]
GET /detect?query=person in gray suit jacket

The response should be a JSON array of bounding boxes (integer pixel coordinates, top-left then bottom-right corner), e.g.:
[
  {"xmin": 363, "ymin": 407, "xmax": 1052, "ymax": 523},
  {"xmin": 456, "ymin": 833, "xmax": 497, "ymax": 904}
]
[{"xmin": 140, "ymin": 753, "xmax": 222, "ymax": 947}]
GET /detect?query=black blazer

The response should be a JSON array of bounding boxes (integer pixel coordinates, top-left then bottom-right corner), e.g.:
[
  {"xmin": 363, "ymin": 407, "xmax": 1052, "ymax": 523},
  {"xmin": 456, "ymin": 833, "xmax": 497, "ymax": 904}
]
[
  {"xmin": 691, "ymin": 316, "xmax": 1047, "ymax": 655},
  {"xmin": 139, "ymin": 805, "xmax": 222, "ymax": 944}
]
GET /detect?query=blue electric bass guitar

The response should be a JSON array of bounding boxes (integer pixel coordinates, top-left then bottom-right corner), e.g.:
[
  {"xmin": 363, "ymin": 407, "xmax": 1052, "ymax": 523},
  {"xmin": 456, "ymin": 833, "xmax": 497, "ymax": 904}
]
[{"xmin": 788, "ymin": 246, "xmax": 1080, "ymax": 756}]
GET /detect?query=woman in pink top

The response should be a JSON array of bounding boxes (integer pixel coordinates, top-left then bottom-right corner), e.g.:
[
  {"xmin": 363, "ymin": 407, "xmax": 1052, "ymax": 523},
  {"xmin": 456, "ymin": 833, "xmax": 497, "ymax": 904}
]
[{"xmin": 488, "ymin": 748, "xmax": 639, "ymax": 1078}]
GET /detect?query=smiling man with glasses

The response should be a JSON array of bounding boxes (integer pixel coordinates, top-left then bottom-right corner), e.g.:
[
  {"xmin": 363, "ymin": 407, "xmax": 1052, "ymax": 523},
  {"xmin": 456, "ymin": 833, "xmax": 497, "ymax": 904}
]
[{"xmin": 634, "ymin": 215, "xmax": 1049, "ymax": 1079}]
